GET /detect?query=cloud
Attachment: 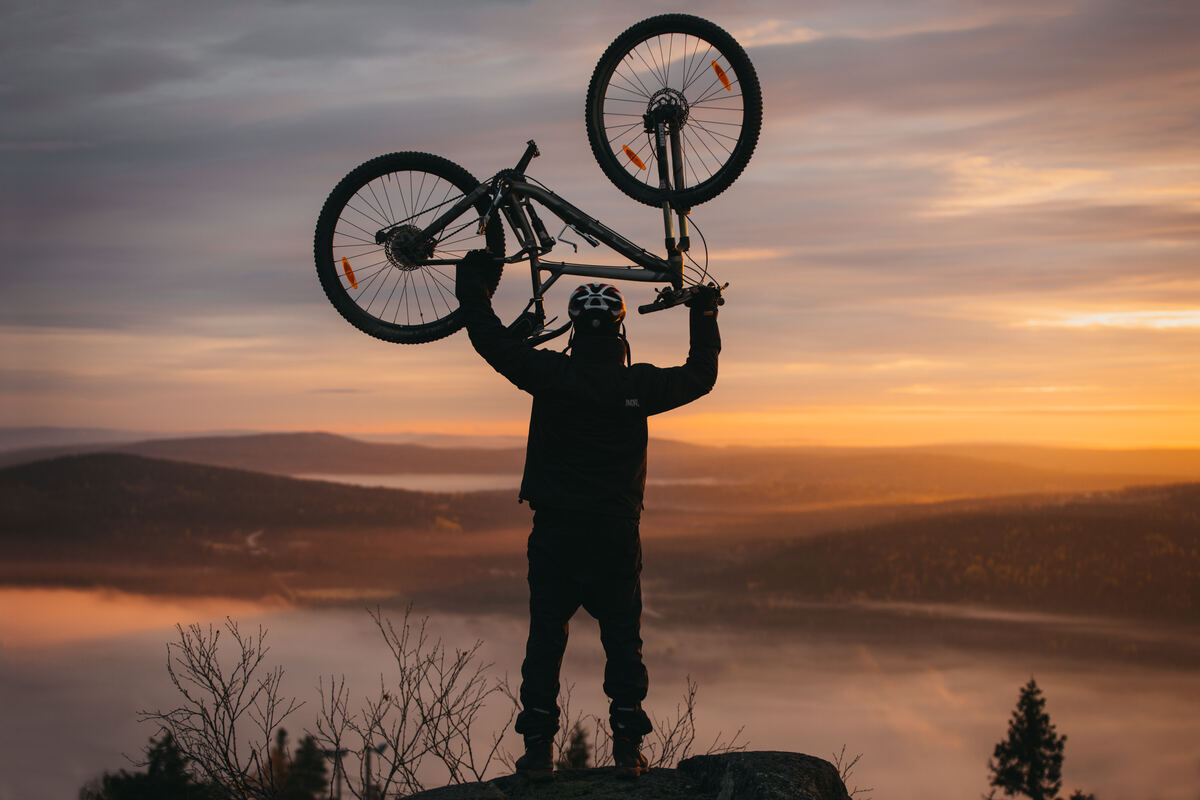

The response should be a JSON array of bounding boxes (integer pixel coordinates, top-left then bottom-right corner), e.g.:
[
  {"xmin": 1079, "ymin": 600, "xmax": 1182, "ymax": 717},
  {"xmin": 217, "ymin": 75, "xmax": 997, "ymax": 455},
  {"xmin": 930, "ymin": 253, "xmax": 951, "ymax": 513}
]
[
  {"xmin": 1019, "ymin": 310, "xmax": 1200, "ymax": 330},
  {"xmin": 931, "ymin": 156, "xmax": 1110, "ymax": 212},
  {"xmin": 2, "ymin": 0, "xmax": 1199, "ymax": 444},
  {"xmin": 732, "ymin": 19, "xmax": 820, "ymax": 47},
  {"xmin": 756, "ymin": 1, "xmax": 1200, "ymax": 118}
]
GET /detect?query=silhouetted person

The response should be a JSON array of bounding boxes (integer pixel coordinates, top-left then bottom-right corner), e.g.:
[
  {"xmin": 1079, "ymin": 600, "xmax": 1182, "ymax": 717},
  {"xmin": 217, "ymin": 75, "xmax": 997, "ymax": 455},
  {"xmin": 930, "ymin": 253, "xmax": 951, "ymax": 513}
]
[{"xmin": 455, "ymin": 250, "xmax": 721, "ymax": 780}]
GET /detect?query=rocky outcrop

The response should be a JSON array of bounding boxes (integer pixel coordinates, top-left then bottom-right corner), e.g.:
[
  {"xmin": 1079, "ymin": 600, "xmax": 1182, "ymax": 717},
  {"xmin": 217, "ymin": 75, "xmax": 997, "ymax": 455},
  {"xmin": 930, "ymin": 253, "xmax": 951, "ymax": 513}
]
[
  {"xmin": 408, "ymin": 751, "xmax": 851, "ymax": 799},
  {"xmin": 678, "ymin": 751, "xmax": 852, "ymax": 800}
]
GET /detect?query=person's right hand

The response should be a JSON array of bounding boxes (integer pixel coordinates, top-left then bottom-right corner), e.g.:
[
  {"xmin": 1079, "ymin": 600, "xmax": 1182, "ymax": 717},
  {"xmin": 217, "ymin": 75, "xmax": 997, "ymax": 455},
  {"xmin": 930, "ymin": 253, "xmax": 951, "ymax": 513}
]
[{"xmin": 455, "ymin": 249, "xmax": 502, "ymax": 301}]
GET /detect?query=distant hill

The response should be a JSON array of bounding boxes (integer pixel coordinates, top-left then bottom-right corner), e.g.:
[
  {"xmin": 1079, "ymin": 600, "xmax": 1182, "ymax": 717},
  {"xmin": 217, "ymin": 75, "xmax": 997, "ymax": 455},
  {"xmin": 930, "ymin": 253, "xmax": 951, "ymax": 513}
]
[
  {"xmin": 0, "ymin": 432, "xmax": 527, "ymax": 475},
  {"xmin": 0, "ymin": 452, "xmax": 532, "ymax": 600},
  {"xmin": 0, "ymin": 452, "xmax": 529, "ymax": 543},
  {"xmin": 3, "ymin": 452, "xmax": 1198, "ymax": 628},
  {"xmin": 3, "ymin": 432, "xmax": 1200, "ymax": 504},
  {"xmin": 0, "ymin": 426, "xmax": 166, "ymax": 451},
  {"xmin": 670, "ymin": 482, "xmax": 1200, "ymax": 623}
]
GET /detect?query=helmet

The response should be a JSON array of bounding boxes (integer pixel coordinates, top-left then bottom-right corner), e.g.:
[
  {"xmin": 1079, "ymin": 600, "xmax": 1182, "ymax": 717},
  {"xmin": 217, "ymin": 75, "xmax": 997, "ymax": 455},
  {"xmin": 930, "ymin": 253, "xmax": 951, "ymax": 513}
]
[{"xmin": 568, "ymin": 283, "xmax": 626, "ymax": 334}]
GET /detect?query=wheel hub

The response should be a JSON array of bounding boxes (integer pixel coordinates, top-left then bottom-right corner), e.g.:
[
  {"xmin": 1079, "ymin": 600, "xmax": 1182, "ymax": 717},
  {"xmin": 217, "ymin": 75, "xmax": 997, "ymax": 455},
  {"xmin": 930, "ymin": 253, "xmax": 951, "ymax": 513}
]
[
  {"xmin": 644, "ymin": 88, "xmax": 690, "ymax": 127},
  {"xmin": 384, "ymin": 224, "xmax": 434, "ymax": 271}
]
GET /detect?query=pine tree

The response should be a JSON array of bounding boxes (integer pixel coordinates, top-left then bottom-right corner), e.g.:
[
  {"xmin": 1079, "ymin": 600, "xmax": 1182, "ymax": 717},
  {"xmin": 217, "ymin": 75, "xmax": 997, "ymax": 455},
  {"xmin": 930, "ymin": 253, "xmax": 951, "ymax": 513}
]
[
  {"xmin": 79, "ymin": 732, "xmax": 216, "ymax": 800},
  {"xmin": 556, "ymin": 722, "xmax": 592, "ymax": 770},
  {"xmin": 283, "ymin": 735, "xmax": 329, "ymax": 800},
  {"xmin": 988, "ymin": 678, "xmax": 1066, "ymax": 800},
  {"xmin": 268, "ymin": 728, "xmax": 330, "ymax": 800}
]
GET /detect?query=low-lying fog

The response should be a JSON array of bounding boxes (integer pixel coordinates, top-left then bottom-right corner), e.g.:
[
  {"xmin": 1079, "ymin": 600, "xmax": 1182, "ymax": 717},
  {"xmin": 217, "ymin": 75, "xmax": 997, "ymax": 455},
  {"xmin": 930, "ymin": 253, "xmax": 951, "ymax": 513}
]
[{"xmin": 2, "ymin": 589, "xmax": 1198, "ymax": 800}]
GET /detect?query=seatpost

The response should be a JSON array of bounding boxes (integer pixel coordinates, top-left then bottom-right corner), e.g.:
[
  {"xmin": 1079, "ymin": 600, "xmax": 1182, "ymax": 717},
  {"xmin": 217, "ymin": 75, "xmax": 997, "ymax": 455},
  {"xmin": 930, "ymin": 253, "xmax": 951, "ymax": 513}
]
[{"xmin": 514, "ymin": 140, "xmax": 540, "ymax": 175}]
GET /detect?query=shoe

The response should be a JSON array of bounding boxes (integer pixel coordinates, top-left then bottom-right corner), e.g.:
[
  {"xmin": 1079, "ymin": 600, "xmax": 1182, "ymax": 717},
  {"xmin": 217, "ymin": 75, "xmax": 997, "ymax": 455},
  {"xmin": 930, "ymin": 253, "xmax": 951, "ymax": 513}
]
[
  {"xmin": 613, "ymin": 735, "xmax": 649, "ymax": 779},
  {"xmin": 515, "ymin": 736, "xmax": 554, "ymax": 783}
]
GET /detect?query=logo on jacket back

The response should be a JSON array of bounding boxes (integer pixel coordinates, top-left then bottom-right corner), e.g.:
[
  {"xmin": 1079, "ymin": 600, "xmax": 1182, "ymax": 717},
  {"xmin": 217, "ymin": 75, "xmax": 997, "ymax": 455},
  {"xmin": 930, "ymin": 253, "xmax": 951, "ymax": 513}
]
[{"xmin": 625, "ymin": 398, "xmax": 640, "ymax": 408}]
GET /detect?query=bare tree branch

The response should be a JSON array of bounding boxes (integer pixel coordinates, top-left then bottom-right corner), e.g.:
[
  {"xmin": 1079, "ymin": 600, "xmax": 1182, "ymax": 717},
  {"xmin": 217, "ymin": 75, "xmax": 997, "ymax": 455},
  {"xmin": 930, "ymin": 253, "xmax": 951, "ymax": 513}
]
[
  {"xmin": 832, "ymin": 744, "xmax": 873, "ymax": 800},
  {"xmin": 140, "ymin": 619, "xmax": 301, "ymax": 799},
  {"xmin": 310, "ymin": 606, "xmax": 513, "ymax": 798}
]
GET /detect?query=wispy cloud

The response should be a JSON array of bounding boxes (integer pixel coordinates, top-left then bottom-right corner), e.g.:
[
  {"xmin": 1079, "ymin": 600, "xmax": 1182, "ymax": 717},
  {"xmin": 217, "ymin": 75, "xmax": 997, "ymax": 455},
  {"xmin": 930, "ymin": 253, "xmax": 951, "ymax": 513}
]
[
  {"xmin": 732, "ymin": 19, "xmax": 820, "ymax": 47},
  {"xmin": 1020, "ymin": 310, "xmax": 1200, "ymax": 330}
]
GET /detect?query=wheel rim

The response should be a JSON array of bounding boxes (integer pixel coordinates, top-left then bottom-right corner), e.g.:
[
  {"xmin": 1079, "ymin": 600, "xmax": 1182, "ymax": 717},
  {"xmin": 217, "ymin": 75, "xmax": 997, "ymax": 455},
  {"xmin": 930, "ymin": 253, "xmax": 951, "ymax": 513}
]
[
  {"xmin": 328, "ymin": 169, "xmax": 486, "ymax": 331},
  {"xmin": 594, "ymin": 29, "xmax": 750, "ymax": 200}
]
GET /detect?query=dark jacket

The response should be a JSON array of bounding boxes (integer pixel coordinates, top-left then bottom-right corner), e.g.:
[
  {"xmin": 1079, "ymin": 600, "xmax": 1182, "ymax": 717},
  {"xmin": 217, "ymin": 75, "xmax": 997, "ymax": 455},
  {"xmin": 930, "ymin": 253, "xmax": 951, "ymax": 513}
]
[{"xmin": 458, "ymin": 284, "xmax": 720, "ymax": 517}]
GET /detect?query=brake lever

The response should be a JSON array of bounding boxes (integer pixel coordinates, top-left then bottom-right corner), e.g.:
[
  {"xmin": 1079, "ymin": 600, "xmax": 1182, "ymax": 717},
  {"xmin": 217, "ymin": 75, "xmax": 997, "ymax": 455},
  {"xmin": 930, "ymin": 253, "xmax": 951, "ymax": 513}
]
[
  {"xmin": 556, "ymin": 222, "xmax": 599, "ymax": 253},
  {"xmin": 637, "ymin": 286, "xmax": 695, "ymax": 314}
]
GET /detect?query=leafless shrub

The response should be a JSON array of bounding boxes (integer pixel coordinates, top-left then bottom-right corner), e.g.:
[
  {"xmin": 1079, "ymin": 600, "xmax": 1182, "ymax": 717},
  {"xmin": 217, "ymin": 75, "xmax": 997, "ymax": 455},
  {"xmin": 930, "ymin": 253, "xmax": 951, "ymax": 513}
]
[
  {"xmin": 139, "ymin": 619, "xmax": 301, "ymax": 799},
  {"xmin": 832, "ymin": 744, "xmax": 873, "ymax": 800},
  {"xmin": 646, "ymin": 675, "xmax": 746, "ymax": 768},
  {"xmin": 143, "ymin": 609, "xmax": 743, "ymax": 797},
  {"xmin": 143, "ymin": 608, "xmax": 513, "ymax": 799},
  {"xmin": 311, "ymin": 606, "xmax": 513, "ymax": 798},
  {"xmin": 503, "ymin": 675, "xmax": 745, "ymax": 770}
]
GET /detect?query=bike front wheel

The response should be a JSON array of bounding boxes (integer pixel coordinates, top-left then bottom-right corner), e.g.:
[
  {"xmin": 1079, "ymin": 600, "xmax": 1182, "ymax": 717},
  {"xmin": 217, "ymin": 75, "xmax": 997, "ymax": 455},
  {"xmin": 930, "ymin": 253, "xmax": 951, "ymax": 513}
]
[
  {"xmin": 314, "ymin": 152, "xmax": 505, "ymax": 344},
  {"xmin": 585, "ymin": 14, "xmax": 762, "ymax": 208}
]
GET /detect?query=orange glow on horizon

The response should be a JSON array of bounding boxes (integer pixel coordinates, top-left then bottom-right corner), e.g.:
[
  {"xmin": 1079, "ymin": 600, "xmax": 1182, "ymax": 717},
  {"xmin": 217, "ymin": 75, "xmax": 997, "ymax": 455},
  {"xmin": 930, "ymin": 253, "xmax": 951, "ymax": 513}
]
[
  {"xmin": 317, "ymin": 405, "xmax": 1200, "ymax": 450},
  {"xmin": 0, "ymin": 588, "xmax": 280, "ymax": 647}
]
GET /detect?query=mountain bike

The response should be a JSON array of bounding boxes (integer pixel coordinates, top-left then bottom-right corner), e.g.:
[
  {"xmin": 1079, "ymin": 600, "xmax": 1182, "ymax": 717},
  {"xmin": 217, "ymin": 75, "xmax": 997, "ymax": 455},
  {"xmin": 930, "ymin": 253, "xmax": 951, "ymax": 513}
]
[{"xmin": 314, "ymin": 14, "xmax": 762, "ymax": 344}]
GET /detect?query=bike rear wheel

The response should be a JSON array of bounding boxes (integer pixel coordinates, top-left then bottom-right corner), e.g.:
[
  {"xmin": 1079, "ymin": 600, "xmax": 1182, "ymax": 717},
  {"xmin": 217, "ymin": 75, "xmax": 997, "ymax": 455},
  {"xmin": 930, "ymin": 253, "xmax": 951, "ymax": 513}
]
[
  {"xmin": 314, "ymin": 152, "xmax": 504, "ymax": 344},
  {"xmin": 585, "ymin": 14, "xmax": 762, "ymax": 208}
]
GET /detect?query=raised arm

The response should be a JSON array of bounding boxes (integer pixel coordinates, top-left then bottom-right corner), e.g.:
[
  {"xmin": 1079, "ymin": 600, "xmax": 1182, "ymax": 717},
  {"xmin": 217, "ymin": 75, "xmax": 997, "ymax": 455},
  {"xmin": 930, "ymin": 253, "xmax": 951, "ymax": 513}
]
[
  {"xmin": 455, "ymin": 250, "xmax": 564, "ymax": 395},
  {"xmin": 635, "ymin": 284, "xmax": 722, "ymax": 416}
]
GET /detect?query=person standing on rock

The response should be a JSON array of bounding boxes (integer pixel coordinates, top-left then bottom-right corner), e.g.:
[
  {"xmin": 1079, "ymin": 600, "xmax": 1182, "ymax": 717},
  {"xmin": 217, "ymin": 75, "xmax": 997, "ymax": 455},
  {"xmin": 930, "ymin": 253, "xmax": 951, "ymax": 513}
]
[{"xmin": 455, "ymin": 250, "xmax": 722, "ymax": 780}]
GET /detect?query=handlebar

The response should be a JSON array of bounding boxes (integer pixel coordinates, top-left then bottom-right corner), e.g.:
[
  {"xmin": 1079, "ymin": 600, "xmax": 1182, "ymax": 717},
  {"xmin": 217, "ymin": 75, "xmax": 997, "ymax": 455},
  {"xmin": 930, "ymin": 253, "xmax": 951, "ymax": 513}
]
[{"xmin": 637, "ymin": 283, "xmax": 726, "ymax": 314}]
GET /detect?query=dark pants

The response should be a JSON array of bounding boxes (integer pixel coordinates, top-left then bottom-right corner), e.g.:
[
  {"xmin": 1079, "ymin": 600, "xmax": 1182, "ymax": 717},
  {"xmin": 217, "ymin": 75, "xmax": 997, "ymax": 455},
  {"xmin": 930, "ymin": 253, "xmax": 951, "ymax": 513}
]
[{"xmin": 514, "ymin": 509, "xmax": 651, "ymax": 739}]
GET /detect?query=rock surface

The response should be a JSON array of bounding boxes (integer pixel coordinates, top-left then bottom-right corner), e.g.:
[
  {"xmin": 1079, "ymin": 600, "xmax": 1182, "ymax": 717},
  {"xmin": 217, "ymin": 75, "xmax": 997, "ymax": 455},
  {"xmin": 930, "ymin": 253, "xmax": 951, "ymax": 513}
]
[
  {"xmin": 407, "ymin": 751, "xmax": 851, "ymax": 799},
  {"xmin": 679, "ymin": 751, "xmax": 852, "ymax": 800}
]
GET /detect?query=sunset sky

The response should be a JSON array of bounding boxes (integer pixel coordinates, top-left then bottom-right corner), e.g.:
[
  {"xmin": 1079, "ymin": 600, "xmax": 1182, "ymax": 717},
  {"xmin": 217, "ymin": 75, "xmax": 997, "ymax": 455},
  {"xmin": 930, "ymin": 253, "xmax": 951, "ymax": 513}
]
[{"xmin": 3, "ymin": 0, "xmax": 1198, "ymax": 447}]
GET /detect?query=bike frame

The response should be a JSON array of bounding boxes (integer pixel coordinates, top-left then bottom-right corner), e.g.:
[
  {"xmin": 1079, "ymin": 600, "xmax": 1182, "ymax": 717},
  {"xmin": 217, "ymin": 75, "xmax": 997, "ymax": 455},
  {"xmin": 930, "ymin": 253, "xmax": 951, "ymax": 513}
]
[{"xmin": 408, "ymin": 138, "xmax": 694, "ymax": 336}]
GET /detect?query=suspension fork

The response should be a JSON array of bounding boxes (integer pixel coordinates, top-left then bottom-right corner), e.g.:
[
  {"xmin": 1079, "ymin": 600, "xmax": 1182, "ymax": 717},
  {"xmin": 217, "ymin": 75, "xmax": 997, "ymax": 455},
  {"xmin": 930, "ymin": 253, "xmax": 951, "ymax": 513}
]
[{"xmin": 653, "ymin": 122, "xmax": 688, "ymax": 290}]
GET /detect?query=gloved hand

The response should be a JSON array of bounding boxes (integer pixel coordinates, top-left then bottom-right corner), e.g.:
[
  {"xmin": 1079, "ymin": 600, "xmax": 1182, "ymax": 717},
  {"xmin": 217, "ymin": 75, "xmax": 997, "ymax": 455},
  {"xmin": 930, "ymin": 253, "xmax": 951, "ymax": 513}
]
[
  {"xmin": 685, "ymin": 282, "xmax": 722, "ymax": 312},
  {"xmin": 455, "ymin": 249, "xmax": 502, "ymax": 302}
]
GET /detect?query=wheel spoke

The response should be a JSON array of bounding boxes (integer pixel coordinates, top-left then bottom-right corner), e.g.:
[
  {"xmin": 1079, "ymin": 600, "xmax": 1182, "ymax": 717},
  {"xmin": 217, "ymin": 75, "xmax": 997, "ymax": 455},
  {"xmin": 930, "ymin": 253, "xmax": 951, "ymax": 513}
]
[
  {"xmin": 681, "ymin": 43, "xmax": 714, "ymax": 93},
  {"xmin": 366, "ymin": 180, "xmax": 394, "ymax": 226},
  {"xmin": 339, "ymin": 211, "xmax": 386, "ymax": 242},
  {"xmin": 631, "ymin": 43, "xmax": 667, "ymax": 91},
  {"xmin": 612, "ymin": 65, "xmax": 653, "ymax": 99},
  {"xmin": 380, "ymin": 266, "xmax": 403, "ymax": 321},
  {"xmin": 332, "ymin": 233, "xmax": 378, "ymax": 248},
  {"xmin": 346, "ymin": 192, "xmax": 389, "ymax": 230},
  {"xmin": 691, "ymin": 75, "xmax": 739, "ymax": 107},
  {"xmin": 690, "ymin": 120, "xmax": 738, "ymax": 147},
  {"xmin": 681, "ymin": 131, "xmax": 703, "ymax": 186}
]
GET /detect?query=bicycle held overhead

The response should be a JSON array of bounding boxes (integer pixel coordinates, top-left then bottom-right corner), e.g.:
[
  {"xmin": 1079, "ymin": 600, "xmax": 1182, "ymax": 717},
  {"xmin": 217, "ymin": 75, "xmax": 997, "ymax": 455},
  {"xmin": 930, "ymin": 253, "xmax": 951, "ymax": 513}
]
[{"xmin": 314, "ymin": 14, "xmax": 763, "ymax": 345}]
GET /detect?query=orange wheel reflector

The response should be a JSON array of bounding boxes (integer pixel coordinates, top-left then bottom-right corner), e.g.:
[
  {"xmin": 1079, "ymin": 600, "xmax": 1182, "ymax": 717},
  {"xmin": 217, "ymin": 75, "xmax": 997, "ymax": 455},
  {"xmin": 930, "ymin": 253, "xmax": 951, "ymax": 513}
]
[
  {"xmin": 712, "ymin": 60, "xmax": 732, "ymax": 91},
  {"xmin": 622, "ymin": 145, "xmax": 647, "ymax": 170},
  {"xmin": 341, "ymin": 256, "xmax": 358, "ymax": 289}
]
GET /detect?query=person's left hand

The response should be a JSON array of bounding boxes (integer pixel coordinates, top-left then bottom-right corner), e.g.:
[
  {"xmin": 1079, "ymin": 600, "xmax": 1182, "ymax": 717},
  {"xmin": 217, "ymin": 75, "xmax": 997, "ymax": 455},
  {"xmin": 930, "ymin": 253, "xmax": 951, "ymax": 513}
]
[{"xmin": 685, "ymin": 282, "xmax": 723, "ymax": 312}]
